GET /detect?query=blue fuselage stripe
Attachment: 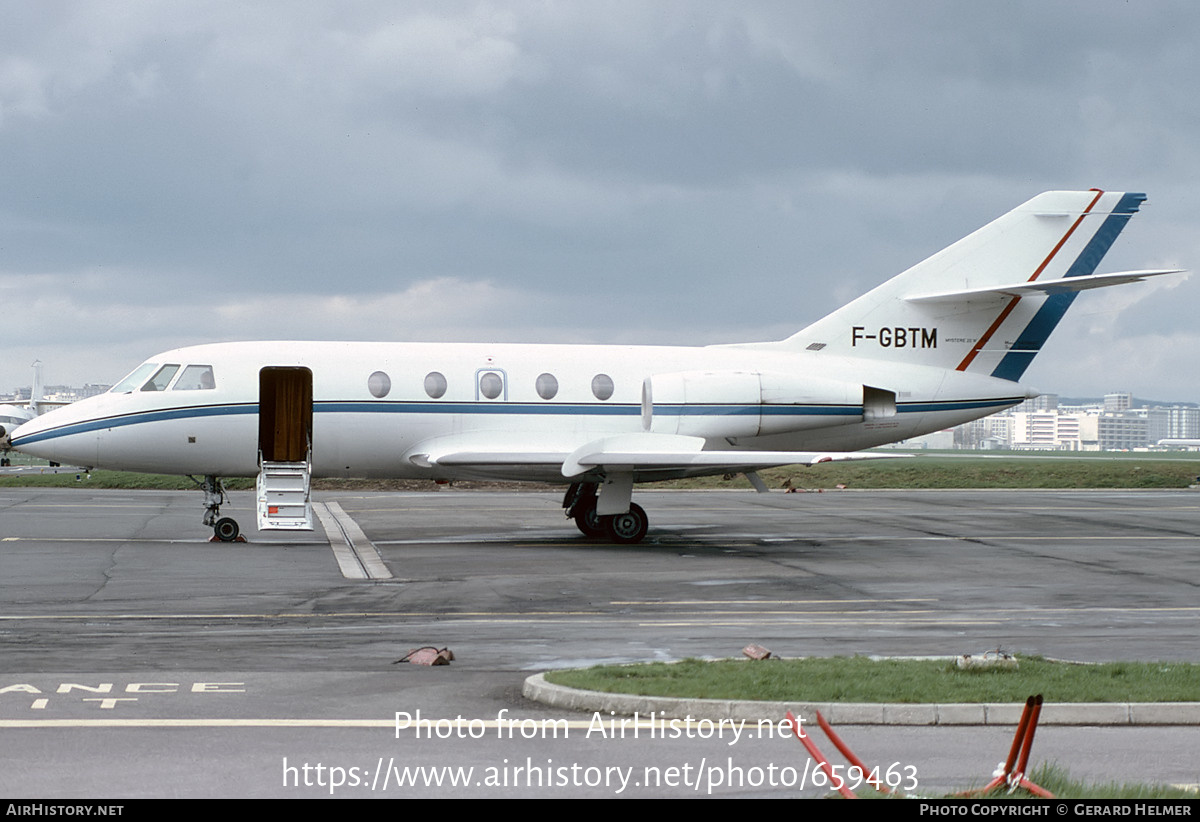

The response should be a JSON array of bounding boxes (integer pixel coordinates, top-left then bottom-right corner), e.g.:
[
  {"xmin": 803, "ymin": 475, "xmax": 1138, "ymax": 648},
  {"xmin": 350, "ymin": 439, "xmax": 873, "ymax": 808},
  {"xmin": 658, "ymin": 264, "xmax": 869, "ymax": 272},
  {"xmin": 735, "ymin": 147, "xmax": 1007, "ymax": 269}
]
[{"xmin": 11, "ymin": 396, "xmax": 1022, "ymax": 448}]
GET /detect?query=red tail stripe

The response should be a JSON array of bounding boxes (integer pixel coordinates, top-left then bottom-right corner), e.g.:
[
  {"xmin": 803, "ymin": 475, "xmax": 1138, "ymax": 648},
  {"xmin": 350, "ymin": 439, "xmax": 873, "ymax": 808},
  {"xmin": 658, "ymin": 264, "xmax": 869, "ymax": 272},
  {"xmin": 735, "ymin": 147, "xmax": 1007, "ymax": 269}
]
[{"xmin": 955, "ymin": 189, "xmax": 1105, "ymax": 372}]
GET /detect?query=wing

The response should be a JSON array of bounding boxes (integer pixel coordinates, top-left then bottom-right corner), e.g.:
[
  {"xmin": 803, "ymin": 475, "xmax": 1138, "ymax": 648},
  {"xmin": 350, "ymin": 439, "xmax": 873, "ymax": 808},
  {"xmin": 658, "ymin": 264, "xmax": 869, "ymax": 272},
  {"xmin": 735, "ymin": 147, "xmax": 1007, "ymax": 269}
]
[{"xmin": 407, "ymin": 431, "xmax": 906, "ymax": 483}]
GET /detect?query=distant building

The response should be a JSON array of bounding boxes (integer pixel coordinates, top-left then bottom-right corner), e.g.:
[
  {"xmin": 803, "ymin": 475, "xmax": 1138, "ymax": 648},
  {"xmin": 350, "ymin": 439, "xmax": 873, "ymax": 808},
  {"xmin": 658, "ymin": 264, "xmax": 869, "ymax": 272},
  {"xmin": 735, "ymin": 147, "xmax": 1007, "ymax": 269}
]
[
  {"xmin": 1013, "ymin": 394, "xmax": 1059, "ymax": 413},
  {"xmin": 1104, "ymin": 392, "xmax": 1133, "ymax": 413},
  {"xmin": 1010, "ymin": 410, "xmax": 1098, "ymax": 451},
  {"xmin": 1099, "ymin": 410, "xmax": 1149, "ymax": 450},
  {"xmin": 1148, "ymin": 406, "xmax": 1200, "ymax": 442},
  {"xmin": 949, "ymin": 392, "xmax": 1197, "ymax": 451},
  {"xmin": 958, "ymin": 414, "xmax": 1013, "ymax": 449}
]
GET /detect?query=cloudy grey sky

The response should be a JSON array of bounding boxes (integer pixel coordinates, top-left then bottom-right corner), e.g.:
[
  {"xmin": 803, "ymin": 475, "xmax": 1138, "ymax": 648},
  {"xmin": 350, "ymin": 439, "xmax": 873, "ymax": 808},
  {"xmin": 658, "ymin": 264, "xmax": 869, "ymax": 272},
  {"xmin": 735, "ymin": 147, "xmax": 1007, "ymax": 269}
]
[{"xmin": 2, "ymin": 1, "xmax": 1197, "ymax": 399}]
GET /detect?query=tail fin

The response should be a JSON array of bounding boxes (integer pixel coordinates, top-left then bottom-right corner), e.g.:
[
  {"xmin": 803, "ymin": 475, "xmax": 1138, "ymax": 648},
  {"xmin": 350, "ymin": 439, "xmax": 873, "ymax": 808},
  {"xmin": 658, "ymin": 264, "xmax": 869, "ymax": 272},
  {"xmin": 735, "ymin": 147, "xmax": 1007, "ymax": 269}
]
[{"xmin": 784, "ymin": 190, "xmax": 1154, "ymax": 381}]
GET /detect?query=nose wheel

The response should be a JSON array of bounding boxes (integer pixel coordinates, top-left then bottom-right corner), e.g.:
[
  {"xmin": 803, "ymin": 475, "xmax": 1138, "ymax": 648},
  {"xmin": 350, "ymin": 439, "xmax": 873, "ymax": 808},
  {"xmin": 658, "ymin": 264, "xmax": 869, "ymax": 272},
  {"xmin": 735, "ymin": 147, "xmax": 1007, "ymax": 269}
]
[
  {"xmin": 213, "ymin": 517, "xmax": 241, "ymax": 542},
  {"xmin": 199, "ymin": 475, "xmax": 244, "ymax": 542}
]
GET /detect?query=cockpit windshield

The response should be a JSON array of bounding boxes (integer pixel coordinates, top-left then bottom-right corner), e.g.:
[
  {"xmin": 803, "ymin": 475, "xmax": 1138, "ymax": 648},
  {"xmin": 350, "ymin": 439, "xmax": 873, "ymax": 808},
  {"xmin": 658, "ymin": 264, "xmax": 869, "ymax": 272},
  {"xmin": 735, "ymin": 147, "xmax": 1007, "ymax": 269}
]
[
  {"xmin": 140, "ymin": 364, "xmax": 180, "ymax": 392},
  {"xmin": 110, "ymin": 363, "xmax": 160, "ymax": 393},
  {"xmin": 110, "ymin": 362, "xmax": 217, "ymax": 393}
]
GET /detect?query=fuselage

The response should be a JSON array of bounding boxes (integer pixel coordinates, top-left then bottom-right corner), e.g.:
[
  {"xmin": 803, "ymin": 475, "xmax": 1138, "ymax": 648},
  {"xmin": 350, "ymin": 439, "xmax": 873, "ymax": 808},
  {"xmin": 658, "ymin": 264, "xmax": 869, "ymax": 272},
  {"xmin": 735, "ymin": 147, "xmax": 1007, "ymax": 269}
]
[{"xmin": 11, "ymin": 339, "xmax": 1028, "ymax": 482}]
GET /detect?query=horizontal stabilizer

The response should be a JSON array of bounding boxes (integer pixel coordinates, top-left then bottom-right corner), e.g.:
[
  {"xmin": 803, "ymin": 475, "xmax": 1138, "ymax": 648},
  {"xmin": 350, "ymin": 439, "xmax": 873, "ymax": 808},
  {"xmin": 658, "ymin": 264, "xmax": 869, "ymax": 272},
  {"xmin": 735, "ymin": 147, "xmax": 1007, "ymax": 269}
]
[{"xmin": 905, "ymin": 269, "xmax": 1185, "ymax": 303}]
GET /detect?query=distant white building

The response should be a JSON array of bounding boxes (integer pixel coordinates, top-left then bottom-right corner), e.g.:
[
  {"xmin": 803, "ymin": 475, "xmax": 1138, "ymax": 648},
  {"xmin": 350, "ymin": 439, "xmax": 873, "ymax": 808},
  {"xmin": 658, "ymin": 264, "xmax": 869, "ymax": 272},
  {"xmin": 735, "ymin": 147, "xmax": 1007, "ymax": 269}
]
[
  {"xmin": 1104, "ymin": 392, "xmax": 1133, "ymax": 413},
  {"xmin": 1009, "ymin": 410, "xmax": 1099, "ymax": 451},
  {"xmin": 1148, "ymin": 406, "xmax": 1200, "ymax": 441}
]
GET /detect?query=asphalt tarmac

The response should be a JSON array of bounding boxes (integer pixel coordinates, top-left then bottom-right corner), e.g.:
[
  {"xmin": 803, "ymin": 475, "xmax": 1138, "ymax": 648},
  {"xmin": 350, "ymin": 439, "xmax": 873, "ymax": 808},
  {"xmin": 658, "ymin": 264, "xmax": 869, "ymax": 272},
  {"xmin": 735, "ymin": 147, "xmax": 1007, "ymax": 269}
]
[{"xmin": 1, "ymin": 486, "xmax": 1197, "ymax": 797}]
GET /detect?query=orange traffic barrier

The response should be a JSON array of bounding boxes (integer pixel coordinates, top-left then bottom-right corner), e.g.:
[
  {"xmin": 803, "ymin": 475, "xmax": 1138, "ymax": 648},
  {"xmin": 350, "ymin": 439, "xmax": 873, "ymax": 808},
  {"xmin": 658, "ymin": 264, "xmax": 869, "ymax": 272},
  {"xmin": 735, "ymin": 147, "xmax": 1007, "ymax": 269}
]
[
  {"xmin": 960, "ymin": 695, "xmax": 1053, "ymax": 798},
  {"xmin": 785, "ymin": 710, "xmax": 857, "ymax": 799}
]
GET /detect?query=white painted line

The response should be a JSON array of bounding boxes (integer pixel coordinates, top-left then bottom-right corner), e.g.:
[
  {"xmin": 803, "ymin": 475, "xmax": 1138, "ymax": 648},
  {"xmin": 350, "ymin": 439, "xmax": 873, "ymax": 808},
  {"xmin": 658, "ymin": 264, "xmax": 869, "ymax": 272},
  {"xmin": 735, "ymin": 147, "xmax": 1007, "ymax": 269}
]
[
  {"xmin": 0, "ymin": 718, "xmax": 602, "ymax": 729},
  {"xmin": 314, "ymin": 501, "xmax": 392, "ymax": 580},
  {"xmin": 313, "ymin": 502, "xmax": 366, "ymax": 579}
]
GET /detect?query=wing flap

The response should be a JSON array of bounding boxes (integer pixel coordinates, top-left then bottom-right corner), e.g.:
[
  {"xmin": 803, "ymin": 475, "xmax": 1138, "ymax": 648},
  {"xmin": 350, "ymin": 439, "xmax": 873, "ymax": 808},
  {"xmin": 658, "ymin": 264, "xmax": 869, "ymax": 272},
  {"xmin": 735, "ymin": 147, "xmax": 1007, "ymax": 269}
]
[
  {"xmin": 411, "ymin": 431, "xmax": 906, "ymax": 480},
  {"xmin": 562, "ymin": 433, "xmax": 907, "ymax": 477}
]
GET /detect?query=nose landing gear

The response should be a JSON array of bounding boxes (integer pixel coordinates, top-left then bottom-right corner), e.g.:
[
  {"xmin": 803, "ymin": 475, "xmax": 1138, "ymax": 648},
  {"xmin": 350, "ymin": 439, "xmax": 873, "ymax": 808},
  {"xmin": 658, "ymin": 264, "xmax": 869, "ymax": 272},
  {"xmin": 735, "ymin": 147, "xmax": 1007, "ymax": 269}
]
[{"xmin": 198, "ymin": 475, "xmax": 243, "ymax": 542}]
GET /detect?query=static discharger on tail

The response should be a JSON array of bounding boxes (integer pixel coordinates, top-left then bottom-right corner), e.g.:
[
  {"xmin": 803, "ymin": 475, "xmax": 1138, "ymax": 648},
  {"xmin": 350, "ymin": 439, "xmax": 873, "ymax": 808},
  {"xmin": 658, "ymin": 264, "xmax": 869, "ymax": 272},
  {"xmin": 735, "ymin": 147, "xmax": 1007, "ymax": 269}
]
[{"xmin": 10, "ymin": 190, "xmax": 1182, "ymax": 543}]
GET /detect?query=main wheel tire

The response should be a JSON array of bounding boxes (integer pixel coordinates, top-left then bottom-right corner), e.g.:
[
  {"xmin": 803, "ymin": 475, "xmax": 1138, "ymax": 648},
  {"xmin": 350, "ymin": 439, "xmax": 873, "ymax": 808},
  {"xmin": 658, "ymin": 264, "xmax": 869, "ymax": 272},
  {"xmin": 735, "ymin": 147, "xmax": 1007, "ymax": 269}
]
[
  {"xmin": 602, "ymin": 502, "xmax": 648, "ymax": 544},
  {"xmin": 214, "ymin": 517, "xmax": 240, "ymax": 542},
  {"xmin": 573, "ymin": 502, "xmax": 605, "ymax": 537}
]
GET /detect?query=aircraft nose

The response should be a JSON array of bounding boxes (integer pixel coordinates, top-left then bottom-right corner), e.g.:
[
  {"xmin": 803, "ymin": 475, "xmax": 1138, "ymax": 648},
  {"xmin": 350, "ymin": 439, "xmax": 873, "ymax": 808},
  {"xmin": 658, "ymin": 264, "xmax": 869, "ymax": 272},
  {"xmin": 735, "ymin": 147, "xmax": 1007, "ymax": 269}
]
[
  {"xmin": 10, "ymin": 393, "xmax": 117, "ymax": 468},
  {"xmin": 10, "ymin": 418, "xmax": 67, "ymax": 464}
]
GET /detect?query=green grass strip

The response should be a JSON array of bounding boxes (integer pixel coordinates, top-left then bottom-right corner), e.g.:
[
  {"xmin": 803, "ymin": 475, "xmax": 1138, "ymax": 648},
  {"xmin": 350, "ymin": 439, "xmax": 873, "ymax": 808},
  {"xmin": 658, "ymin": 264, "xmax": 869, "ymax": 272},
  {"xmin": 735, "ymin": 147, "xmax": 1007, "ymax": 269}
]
[
  {"xmin": 665, "ymin": 454, "xmax": 1200, "ymax": 490},
  {"xmin": 0, "ymin": 470, "xmax": 254, "ymax": 490},
  {"xmin": 3, "ymin": 451, "xmax": 1200, "ymax": 490},
  {"xmin": 545, "ymin": 656, "xmax": 1200, "ymax": 703}
]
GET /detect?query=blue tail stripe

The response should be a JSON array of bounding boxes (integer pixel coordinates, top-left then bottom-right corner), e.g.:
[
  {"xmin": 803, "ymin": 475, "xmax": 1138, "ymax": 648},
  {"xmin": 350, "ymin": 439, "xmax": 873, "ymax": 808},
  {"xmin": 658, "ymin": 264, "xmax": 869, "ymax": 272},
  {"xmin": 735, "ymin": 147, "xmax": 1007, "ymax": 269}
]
[{"xmin": 990, "ymin": 192, "xmax": 1145, "ymax": 382}]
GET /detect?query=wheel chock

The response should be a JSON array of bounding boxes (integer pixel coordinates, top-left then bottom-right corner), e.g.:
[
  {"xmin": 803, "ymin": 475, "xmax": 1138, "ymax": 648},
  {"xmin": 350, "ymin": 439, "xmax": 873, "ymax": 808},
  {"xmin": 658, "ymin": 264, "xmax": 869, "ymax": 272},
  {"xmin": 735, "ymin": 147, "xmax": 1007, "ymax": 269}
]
[{"xmin": 208, "ymin": 535, "xmax": 248, "ymax": 543}]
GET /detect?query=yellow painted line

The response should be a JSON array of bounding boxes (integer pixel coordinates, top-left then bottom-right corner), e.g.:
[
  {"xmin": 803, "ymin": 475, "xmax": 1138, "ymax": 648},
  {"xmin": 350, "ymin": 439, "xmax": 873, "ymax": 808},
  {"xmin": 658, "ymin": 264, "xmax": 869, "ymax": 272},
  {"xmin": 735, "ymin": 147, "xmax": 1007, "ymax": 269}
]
[
  {"xmin": 746, "ymin": 535, "xmax": 1200, "ymax": 541},
  {"xmin": 615, "ymin": 601, "xmax": 1200, "ymax": 613},
  {"xmin": 3, "ymin": 604, "xmax": 1199, "ymax": 622},
  {"xmin": 640, "ymin": 620, "xmax": 1005, "ymax": 627},
  {"xmin": 612, "ymin": 598, "xmax": 937, "ymax": 606}
]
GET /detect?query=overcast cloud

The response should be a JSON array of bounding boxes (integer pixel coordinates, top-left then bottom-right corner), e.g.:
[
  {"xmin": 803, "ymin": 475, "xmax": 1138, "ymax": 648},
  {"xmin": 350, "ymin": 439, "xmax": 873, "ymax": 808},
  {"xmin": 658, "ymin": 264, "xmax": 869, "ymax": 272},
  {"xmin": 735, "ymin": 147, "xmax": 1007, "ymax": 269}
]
[{"xmin": 2, "ymin": 1, "xmax": 1197, "ymax": 400}]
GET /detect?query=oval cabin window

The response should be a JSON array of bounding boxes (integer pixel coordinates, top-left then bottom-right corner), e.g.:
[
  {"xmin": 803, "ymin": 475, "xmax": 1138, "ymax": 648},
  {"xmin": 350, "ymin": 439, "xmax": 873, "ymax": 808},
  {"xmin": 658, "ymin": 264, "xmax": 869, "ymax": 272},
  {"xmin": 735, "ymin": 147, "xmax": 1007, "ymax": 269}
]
[
  {"xmin": 591, "ymin": 373, "xmax": 614, "ymax": 401},
  {"xmin": 536, "ymin": 373, "xmax": 558, "ymax": 400},
  {"xmin": 424, "ymin": 372, "xmax": 447, "ymax": 399},
  {"xmin": 479, "ymin": 371, "xmax": 503, "ymax": 399},
  {"xmin": 368, "ymin": 371, "xmax": 391, "ymax": 398}
]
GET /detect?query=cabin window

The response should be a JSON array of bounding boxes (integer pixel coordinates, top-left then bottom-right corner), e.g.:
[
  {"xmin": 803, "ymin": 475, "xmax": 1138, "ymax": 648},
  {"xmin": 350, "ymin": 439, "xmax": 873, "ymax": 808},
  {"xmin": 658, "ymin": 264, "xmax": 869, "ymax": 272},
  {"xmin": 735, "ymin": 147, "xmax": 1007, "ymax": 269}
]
[
  {"xmin": 479, "ymin": 371, "xmax": 503, "ymax": 400},
  {"xmin": 173, "ymin": 365, "xmax": 216, "ymax": 391},
  {"xmin": 111, "ymin": 363, "xmax": 159, "ymax": 393},
  {"xmin": 591, "ymin": 373, "xmax": 614, "ymax": 401},
  {"xmin": 535, "ymin": 373, "xmax": 558, "ymax": 400},
  {"xmin": 367, "ymin": 371, "xmax": 391, "ymax": 398},
  {"xmin": 424, "ymin": 371, "xmax": 447, "ymax": 399},
  {"xmin": 141, "ymin": 364, "xmax": 181, "ymax": 392}
]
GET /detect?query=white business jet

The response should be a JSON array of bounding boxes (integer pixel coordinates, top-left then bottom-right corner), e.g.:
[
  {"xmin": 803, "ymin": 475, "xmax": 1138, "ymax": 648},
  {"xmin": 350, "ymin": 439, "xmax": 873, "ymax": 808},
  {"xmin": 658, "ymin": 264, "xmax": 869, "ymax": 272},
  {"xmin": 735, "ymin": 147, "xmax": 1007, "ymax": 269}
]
[
  {"xmin": 0, "ymin": 406, "xmax": 34, "ymax": 465},
  {"xmin": 1, "ymin": 361, "xmax": 53, "ymax": 466},
  {"xmin": 10, "ymin": 190, "xmax": 1180, "ymax": 543}
]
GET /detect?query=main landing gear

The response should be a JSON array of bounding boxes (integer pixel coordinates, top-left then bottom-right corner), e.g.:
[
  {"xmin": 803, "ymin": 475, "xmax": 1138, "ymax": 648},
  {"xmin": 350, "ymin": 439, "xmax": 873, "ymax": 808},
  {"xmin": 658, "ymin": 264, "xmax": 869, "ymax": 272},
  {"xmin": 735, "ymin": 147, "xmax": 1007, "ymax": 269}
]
[
  {"xmin": 562, "ymin": 482, "xmax": 649, "ymax": 544},
  {"xmin": 199, "ymin": 475, "xmax": 241, "ymax": 542}
]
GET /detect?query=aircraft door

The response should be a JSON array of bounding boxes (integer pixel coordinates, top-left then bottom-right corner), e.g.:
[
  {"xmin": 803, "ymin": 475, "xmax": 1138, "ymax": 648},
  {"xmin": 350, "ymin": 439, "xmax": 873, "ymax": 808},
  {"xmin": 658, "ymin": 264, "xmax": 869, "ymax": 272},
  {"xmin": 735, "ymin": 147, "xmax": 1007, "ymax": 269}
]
[{"xmin": 259, "ymin": 367, "xmax": 313, "ymax": 463}]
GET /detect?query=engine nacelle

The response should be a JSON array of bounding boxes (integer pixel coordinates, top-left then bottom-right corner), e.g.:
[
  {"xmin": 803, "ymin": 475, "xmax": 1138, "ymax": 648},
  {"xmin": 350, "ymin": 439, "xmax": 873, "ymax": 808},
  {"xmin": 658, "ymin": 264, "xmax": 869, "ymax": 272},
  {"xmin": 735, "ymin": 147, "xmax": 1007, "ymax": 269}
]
[{"xmin": 641, "ymin": 370, "xmax": 895, "ymax": 439}]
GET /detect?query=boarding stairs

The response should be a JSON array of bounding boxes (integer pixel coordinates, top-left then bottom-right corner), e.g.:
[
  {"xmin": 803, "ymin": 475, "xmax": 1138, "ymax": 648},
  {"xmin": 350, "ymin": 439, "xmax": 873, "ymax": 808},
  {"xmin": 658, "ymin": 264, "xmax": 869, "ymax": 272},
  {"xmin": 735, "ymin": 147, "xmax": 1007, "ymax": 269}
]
[{"xmin": 256, "ymin": 453, "xmax": 314, "ymax": 532}]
